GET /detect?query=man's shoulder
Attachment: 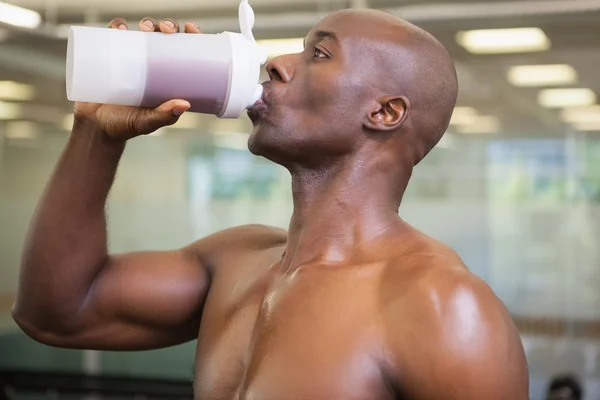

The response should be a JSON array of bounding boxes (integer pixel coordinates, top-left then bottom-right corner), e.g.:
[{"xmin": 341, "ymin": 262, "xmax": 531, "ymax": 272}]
[
  {"xmin": 186, "ymin": 224, "xmax": 287, "ymax": 267},
  {"xmin": 191, "ymin": 224, "xmax": 287, "ymax": 249},
  {"xmin": 383, "ymin": 241, "xmax": 513, "ymax": 342},
  {"xmin": 381, "ymin": 244, "xmax": 528, "ymax": 398}
]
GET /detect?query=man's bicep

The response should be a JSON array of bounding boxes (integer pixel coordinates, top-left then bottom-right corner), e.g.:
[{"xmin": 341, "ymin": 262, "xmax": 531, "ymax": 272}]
[
  {"xmin": 69, "ymin": 249, "xmax": 209, "ymax": 350},
  {"xmin": 58, "ymin": 224, "xmax": 285, "ymax": 350}
]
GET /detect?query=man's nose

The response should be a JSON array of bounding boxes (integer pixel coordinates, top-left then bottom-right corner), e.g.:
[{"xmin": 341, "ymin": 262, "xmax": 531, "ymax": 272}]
[{"xmin": 265, "ymin": 54, "xmax": 295, "ymax": 83}]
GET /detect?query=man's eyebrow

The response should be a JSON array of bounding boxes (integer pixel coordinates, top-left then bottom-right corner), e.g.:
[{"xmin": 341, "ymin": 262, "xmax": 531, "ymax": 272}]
[{"xmin": 304, "ymin": 30, "xmax": 339, "ymax": 47}]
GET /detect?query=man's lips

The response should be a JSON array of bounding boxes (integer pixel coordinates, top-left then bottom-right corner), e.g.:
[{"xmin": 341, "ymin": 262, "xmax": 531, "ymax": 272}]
[
  {"xmin": 247, "ymin": 100, "xmax": 268, "ymax": 123},
  {"xmin": 247, "ymin": 83, "xmax": 271, "ymax": 122}
]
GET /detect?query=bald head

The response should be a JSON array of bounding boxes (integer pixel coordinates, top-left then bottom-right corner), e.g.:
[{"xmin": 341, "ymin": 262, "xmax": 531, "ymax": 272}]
[
  {"xmin": 250, "ymin": 9, "xmax": 458, "ymax": 169},
  {"xmin": 316, "ymin": 9, "xmax": 458, "ymax": 164}
]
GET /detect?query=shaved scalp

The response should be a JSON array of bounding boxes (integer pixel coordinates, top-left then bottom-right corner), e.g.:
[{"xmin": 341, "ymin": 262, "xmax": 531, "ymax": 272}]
[
  {"xmin": 331, "ymin": 10, "xmax": 458, "ymax": 165},
  {"xmin": 390, "ymin": 17, "xmax": 458, "ymax": 164}
]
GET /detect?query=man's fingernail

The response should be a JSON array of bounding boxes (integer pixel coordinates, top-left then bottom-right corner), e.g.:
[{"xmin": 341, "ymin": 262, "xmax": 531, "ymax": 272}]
[
  {"xmin": 143, "ymin": 20, "xmax": 154, "ymax": 29},
  {"xmin": 163, "ymin": 20, "xmax": 175, "ymax": 29},
  {"xmin": 118, "ymin": 24, "xmax": 127, "ymax": 30},
  {"xmin": 173, "ymin": 108, "xmax": 186, "ymax": 116}
]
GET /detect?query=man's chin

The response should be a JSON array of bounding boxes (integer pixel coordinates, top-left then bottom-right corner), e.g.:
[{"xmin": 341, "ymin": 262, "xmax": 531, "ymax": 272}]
[
  {"xmin": 248, "ymin": 126, "xmax": 269, "ymax": 156},
  {"xmin": 248, "ymin": 125, "xmax": 286, "ymax": 162}
]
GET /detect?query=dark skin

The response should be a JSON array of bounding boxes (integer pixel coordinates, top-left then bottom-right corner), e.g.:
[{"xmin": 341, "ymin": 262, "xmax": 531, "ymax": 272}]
[{"xmin": 13, "ymin": 10, "xmax": 528, "ymax": 400}]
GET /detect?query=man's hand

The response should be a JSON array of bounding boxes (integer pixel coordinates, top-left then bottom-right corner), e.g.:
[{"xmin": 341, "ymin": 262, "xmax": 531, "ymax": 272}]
[{"xmin": 73, "ymin": 18, "xmax": 203, "ymax": 141}]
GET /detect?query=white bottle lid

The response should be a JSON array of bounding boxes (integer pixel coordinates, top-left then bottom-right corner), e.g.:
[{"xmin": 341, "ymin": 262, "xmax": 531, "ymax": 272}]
[{"xmin": 219, "ymin": 0, "xmax": 268, "ymax": 118}]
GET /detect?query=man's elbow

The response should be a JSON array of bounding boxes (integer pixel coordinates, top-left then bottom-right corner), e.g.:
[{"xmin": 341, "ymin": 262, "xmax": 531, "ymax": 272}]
[{"xmin": 11, "ymin": 303, "xmax": 81, "ymax": 347}]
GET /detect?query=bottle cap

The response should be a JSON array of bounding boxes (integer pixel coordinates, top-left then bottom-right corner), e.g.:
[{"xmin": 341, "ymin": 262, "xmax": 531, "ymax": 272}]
[{"xmin": 219, "ymin": 0, "xmax": 268, "ymax": 118}]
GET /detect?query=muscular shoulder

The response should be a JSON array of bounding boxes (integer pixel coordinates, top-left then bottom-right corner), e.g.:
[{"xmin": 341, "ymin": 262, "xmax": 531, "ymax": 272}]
[
  {"xmin": 382, "ymin": 256, "xmax": 528, "ymax": 399},
  {"xmin": 186, "ymin": 225, "xmax": 287, "ymax": 271},
  {"xmin": 191, "ymin": 224, "xmax": 287, "ymax": 250}
]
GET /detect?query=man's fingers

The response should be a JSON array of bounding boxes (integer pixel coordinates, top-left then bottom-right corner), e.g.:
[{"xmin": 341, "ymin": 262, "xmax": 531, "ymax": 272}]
[
  {"xmin": 139, "ymin": 17, "xmax": 159, "ymax": 32},
  {"xmin": 110, "ymin": 17, "xmax": 198, "ymax": 34},
  {"xmin": 159, "ymin": 19, "xmax": 180, "ymax": 34},
  {"xmin": 184, "ymin": 22, "xmax": 202, "ymax": 34},
  {"xmin": 108, "ymin": 18, "xmax": 128, "ymax": 30},
  {"xmin": 161, "ymin": 99, "xmax": 191, "ymax": 116}
]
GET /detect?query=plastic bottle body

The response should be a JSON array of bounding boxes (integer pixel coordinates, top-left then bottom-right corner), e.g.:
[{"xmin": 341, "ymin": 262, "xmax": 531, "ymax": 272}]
[
  {"xmin": 141, "ymin": 32, "xmax": 233, "ymax": 115},
  {"xmin": 66, "ymin": 27, "xmax": 263, "ymax": 118}
]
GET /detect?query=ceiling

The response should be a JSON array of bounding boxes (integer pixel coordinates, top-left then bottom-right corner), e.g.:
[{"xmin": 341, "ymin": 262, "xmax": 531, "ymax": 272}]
[{"xmin": 2, "ymin": 0, "xmax": 600, "ymax": 137}]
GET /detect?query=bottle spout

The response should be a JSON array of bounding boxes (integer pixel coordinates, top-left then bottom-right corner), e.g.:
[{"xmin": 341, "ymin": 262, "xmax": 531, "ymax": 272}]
[
  {"xmin": 239, "ymin": 0, "xmax": 256, "ymax": 43},
  {"xmin": 248, "ymin": 84, "xmax": 264, "ymax": 108}
]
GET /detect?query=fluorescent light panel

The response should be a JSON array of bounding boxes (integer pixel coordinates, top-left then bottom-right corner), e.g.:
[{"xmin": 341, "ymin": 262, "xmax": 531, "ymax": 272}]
[
  {"xmin": 0, "ymin": 101, "xmax": 22, "ymax": 120},
  {"xmin": 450, "ymin": 106, "xmax": 478, "ymax": 125},
  {"xmin": 0, "ymin": 1, "xmax": 41, "ymax": 29},
  {"xmin": 560, "ymin": 106, "xmax": 600, "ymax": 124},
  {"xmin": 456, "ymin": 116, "xmax": 500, "ymax": 134},
  {"xmin": 573, "ymin": 121, "xmax": 600, "ymax": 132},
  {"xmin": 456, "ymin": 27, "xmax": 550, "ymax": 54},
  {"xmin": 257, "ymin": 38, "xmax": 304, "ymax": 58},
  {"xmin": 5, "ymin": 121, "xmax": 40, "ymax": 139},
  {"xmin": 508, "ymin": 64, "xmax": 577, "ymax": 87},
  {"xmin": 538, "ymin": 88, "xmax": 596, "ymax": 108},
  {"xmin": 0, "ymin": 81, "xmax": 36, "ymax": 101}
]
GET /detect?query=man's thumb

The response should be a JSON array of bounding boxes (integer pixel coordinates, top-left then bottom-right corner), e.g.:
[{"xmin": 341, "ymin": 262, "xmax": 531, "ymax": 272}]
[{"xmin": 142, "ymin": 100, "xmax": 191, "ymax": 133}]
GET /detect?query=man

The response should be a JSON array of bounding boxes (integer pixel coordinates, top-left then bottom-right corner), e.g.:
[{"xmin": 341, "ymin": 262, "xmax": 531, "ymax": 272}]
[{"xmin": 13, "ymin": 9, "xmax": 528, "ymax": 400}]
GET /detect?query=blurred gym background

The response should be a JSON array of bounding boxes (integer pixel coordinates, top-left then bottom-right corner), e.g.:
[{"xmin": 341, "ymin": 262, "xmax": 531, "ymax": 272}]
[{"xmin": 1, "ymin": 0, "xmax": 600, "ymax": 399}]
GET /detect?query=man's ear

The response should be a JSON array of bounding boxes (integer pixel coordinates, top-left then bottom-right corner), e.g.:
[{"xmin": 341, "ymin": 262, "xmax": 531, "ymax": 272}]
[{"xmin": 364, "ymin": 96, "xmax": 409, "ymax": 132}]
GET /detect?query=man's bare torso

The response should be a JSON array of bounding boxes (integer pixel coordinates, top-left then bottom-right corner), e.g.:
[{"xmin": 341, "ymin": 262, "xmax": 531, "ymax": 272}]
[{"xmin": 191, "ymin": 225, "xmax": 464, "ymax": 400}]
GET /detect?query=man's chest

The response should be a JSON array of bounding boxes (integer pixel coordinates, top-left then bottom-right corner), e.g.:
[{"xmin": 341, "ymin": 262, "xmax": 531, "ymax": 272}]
[{"xmin": 193, "ymin": 264, "xmax": 395, "ymax": 400}]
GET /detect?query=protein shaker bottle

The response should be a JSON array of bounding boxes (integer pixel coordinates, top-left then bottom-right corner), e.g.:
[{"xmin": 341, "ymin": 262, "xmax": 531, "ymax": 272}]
[{"xmin": 66, "ymin": 0, "xmax": 267, "ymax": 118}]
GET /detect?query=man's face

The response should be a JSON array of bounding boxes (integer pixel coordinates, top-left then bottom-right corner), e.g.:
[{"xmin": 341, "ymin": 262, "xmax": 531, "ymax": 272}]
[{"xmin": 247, "ymin": 12, "xmax": 380, "ymax": 166}]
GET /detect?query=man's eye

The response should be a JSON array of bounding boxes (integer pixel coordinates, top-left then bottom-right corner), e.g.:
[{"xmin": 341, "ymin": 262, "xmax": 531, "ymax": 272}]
[{"xmin": 313, "ymin": 48, "xmax": 327, "ymax": 58}]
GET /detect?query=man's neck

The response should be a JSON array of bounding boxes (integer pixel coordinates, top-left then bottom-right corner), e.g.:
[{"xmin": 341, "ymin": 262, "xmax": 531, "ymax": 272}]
[{"xmin": 281, "ymin": 155, "xmax": 412, "ymax": 272}]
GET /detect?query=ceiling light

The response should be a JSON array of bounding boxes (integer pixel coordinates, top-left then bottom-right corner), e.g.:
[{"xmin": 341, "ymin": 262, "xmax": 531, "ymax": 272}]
[
  {"xmin": 560, "ymin": 105, "xmax": 600, "ymax": 124},
  {"xmin": 257, "ymin": 38, "xmax": 304, "ymax": 59},
  {"xmin": 456, "ymin": 116, "xmax": 499, "ymax": 134},
  {"xmin": 508, "ymin": 64, "xmax": 577, "ymax": 87},
  {"xmin": 450, "ymin": 106, "xmax": 478, "ymax": 125},
  {"xmin": 538, "ymin": 88, "xmax": 596, "ymax": 108},
  {"xmin": 0, "ymin": 1, "xmax": 42, "ymax": 29},
  {"xmin": 5, "ymin": 121, "xmax": 40, "ymax": 139},
  {"xmin": 0, "ymin": 81, "xmax": 36, "ymax": 101},
  {"xmin": 456, "ymin": 28, "xmax": 550, "ymax": 54},
  {"xmin": 0, "ymin": 101, "xmax": 22, "ymax": 120},
  {"xmin": 572, "ymin": 121, "xmax": 600, "ymax": 132}
]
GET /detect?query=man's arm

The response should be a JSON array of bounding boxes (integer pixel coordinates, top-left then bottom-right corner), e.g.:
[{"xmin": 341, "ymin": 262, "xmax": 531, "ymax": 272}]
[
  {"xmin": 385, "ymin": 266, "xmax": 529, "ymax": 399},
  {"xmin": 12, "ymin": 115, "xmax": 286, "ymax": 351},
  {"xmin": 12, "ymin": 117, "xmax": 212, "ymax": 350},
  {"xmin": 12, "ymin": 17, "xmax": 231, "ymax": 351}
]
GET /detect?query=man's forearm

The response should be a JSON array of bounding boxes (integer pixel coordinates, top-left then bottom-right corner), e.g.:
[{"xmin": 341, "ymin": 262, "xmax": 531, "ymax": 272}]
[{"xmin": 13, "ymin": 119, "xmax": 126, "ymax": 331}]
